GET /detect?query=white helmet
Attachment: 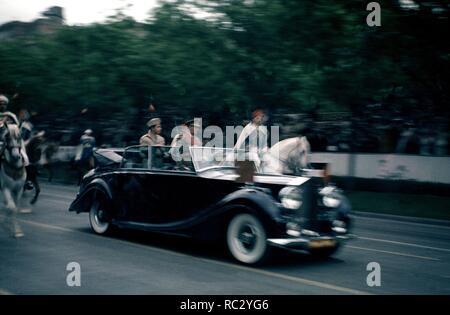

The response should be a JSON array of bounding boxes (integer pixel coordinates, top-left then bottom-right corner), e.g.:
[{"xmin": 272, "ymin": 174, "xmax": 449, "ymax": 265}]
[{"xmin": 84, "ymin": 129, "xmax": 93, "ymax": 135}]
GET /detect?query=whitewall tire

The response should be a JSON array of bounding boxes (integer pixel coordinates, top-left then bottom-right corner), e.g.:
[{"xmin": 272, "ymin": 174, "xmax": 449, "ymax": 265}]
[
  {"xmin": 226, "ymin": 213, "xmax": 269, "ymax": 265},
  {"xmin": 89, "ymin": 198, "xmax": 111, "ymax": 235}
]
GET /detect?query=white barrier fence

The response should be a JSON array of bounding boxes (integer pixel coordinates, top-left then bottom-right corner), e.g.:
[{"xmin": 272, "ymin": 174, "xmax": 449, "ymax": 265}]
[
  {"xmin": 310, "ymin": 153, "xmax": 450, "ymax": 184},
  {"xmin": 54, "ymin": 146, "xmax": 79, "ymax": 162},
  {"xmin": 51, "ymin": 146, "xmax": 450, "ymax": 184}
]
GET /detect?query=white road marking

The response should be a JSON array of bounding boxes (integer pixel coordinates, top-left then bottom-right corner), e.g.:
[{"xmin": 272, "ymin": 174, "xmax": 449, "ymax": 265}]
[
  {"xmin": 347, "ymin": 245, "xmax": 439, "ymax": 261},
  {"xmin": 15, "ymin": 217, "xmax": 372, "ymax": 295},
  {"xmin": 0, "ymin": 288, "xmax": 13, "ymax": 295},
  {"xmin": 355, "ymin": 215, "xmax": 450, "ymax": 230},
  {"xmin": 39, "ymin": 192, "xmax": 75, "ymax": 201},
  {"xmin": 32, "ymin": 198, "xmax": 70, "ymax": 207},
  {"xmin": 358, "ymin": 236, "xmax": 450, "ymax": 253},
  {"xmin": 195, "ymin": 257, "xmax": 372, "ymax": 295},
  {"xmin": 17, "ymin": 218, "xmax": 74, "ymax": 233}
]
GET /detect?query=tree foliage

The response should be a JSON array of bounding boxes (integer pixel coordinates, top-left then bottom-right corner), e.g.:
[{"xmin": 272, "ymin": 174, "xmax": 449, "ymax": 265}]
[{"xmin": 0, "ymin": 0, "xmax": 448, "ymax": 123}]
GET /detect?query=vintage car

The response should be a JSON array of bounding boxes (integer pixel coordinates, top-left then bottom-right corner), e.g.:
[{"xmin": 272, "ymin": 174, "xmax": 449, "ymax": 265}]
[{"xmin": 69, "ymin": 145, "xmax": 352, "ymax": 265}]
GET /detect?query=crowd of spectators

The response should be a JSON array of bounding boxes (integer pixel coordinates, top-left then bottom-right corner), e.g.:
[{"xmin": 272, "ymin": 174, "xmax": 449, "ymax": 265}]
[
  {"xmin": 30, "ymin": 103, "xmax": 449, "ymax": 157},
  {"xmin": 303, "ymin": 104, "xmax": 448, "ymax": 156}
]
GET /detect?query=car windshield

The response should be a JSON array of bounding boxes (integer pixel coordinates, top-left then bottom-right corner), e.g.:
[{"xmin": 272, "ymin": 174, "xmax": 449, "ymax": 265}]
[
  {"xmin": 121, "ymin": 145, "xmax": 271, "ymax": 174},
  {"xmin": 190, "ymin": 147, "xmax": 260, "ymax": 172},
  {"xmin": 121, "ymin": 145, "xmax": 195, "ymax": 171}
]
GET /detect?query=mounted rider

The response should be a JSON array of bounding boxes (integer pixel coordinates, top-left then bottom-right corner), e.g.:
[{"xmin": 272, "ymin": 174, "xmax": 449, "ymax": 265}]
[
  {"xmin": 0, "ymin": 94, "xmax": 29, "ymax": 167},
  {"xmin": 18, "ymin": 109, "xmax": 34, "ymax": 146}
]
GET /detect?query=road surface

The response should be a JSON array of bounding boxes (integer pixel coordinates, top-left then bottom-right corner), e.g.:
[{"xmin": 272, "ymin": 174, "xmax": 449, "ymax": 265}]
[{"xmin": 1, "ymin": 183, "xmax": 450, "ymax": 294}]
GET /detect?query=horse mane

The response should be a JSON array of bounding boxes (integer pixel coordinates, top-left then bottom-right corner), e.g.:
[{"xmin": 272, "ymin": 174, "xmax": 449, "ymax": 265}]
[{"xmin": 263, "ymin": 136, "xmax": 311, "ymax": 175}]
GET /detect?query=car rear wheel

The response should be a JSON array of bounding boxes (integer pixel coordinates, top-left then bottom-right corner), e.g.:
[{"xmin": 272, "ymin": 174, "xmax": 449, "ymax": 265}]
[
  {"xmin": 89, "ymin": 195, "xmax": 111, "ymax": 235},
  {"xmin": 226, "ymin": 213, "xmax": 269, "ymax": 265}
]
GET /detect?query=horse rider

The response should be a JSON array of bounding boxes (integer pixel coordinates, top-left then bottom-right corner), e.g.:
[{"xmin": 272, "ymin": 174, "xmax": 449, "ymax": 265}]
[
  {"xmin": 18, "ymin": 109, "xmax": 33, "ymax": 146},
  {"xmin": 0, "ymin": 95, "xmax": 27, "ymax": 237},
  {"xmin": 140, "ymin": 118, "xmax": 165, "ymax": 146},
  {"xmin": 23, "ymin": 130, "xmax": 46, "ymax": 201},
  {"xmin": 0, "ymin": 94, "xmax": 19, "ymax": 125},
  {"xmin": 234, "ymin": 109, "xmax": 269, "ymax": 166},
  {"xmin": 0, "ymin": 94, "xmax": 29, "ymax": 166}
]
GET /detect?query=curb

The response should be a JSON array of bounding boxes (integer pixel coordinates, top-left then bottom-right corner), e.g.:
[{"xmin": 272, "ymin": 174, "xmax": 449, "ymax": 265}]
[{"xmin": 353, "ymin": 211, "xmax": 450, "ymax": 227}]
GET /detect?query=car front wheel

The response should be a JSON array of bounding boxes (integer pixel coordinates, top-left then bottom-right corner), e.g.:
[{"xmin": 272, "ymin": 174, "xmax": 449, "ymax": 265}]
[
  {"xmin": 226, "ymin": 213, "xmax": 269, "ymax": 265},
  {"xmin": 89, "ymin": 196, "xmax": 111, "ymax": 235}
]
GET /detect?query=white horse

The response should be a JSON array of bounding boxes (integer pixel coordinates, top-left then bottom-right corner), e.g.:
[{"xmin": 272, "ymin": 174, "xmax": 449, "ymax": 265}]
[
  {"xmin": 261, "ymin": 136, "xmax": 311, "ymax": 175},
  {"xmin": 0, "ymin": 121, "xmax": 26, "ymax": 238}
]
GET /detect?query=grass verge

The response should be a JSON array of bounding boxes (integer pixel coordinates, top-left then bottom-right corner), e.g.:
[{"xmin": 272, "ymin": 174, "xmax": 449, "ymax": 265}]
[{"xmin": 347, "ymin": 191, "xmax": 450, "ymax": 221}]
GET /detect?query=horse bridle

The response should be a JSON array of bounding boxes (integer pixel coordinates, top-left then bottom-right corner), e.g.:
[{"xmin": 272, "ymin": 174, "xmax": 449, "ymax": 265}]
[{"xmin": 0, "ymin": 124, "xmax": 24, "ymax": 164}]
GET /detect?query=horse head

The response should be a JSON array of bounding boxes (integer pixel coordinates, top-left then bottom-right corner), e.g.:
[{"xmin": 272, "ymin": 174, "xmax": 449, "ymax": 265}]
[
  {"xmin": 263, "ymin": 136, "xmax": 311, "ymax": 175},
  {"xmin": 0, "ymin": 121, "xmax": 25, "ymax": 168}
]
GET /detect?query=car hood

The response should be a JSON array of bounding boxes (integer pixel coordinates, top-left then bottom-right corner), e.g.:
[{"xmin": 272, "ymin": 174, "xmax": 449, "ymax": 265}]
[{"xmin": 198, "ymin": 169, "xmax": 310, "ymax": 186}]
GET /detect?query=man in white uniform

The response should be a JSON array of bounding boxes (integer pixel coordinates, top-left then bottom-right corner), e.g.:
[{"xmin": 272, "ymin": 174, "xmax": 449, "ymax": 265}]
[{"xmin": 234, "ymin": 109, "xmax": 268, "ymax": 166}]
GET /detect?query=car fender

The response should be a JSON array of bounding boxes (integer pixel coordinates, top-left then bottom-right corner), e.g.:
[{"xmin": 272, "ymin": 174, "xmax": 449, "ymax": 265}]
[
  {"xmin": 87, "ymin": 178, "xmax": 113, "ymax": 199},
  {"xmin": 69, "ymin": 178, "xmax": 112, "ymax": 213},
  {"xmin": 216, "ymin": 187, "xmax": 281, "ymax": 225},
  {"xmin": 187, "ymin": 187, "xmax": 283, "ymax": 241}
]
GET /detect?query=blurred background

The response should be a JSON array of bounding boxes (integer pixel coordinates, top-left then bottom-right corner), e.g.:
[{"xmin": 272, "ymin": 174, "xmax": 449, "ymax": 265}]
[{"xmin": 0, "ymin": 0, "xmax": 449, "ymax": 219}]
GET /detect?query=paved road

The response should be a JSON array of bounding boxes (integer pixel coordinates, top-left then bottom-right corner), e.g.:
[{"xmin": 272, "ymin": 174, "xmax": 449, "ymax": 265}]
[{"xmin": 1, "ymin": 183, "xmax": 450, "ymax": 295}]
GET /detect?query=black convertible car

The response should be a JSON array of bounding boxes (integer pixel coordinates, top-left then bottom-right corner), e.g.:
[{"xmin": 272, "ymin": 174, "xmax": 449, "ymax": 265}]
[{"xmin": 69, "ymin": 145, "xmax": 352, "ymax": 265}]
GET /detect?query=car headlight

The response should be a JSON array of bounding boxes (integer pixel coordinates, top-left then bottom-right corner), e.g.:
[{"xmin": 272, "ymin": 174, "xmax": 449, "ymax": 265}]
[
  {"xmin": 323, "ymin": 195, "xmax": 341, "ymax": 208},
  {"xmin": 279, "ymin": 186, "xmax": 303, "ymax": 210}
]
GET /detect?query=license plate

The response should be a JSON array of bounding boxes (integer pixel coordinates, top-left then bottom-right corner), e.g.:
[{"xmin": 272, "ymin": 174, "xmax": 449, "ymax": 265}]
[{"xmin": 309, "ymin": 239, "xmax": 337, "ymax": 249}]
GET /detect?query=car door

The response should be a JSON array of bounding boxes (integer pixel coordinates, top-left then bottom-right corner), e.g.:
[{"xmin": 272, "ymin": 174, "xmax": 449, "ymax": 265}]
[
  {"xmin": 114, "ymin": 146, "xmax": 199, "ymax": 224},
  {"xmin": 113, "ymin": 146, "xmax": 164, "ymax": 223}
]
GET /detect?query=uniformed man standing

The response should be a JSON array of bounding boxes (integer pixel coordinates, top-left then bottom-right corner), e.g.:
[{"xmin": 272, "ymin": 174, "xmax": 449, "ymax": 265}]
[
  {"xmin": 140, "ymin": 118, "xmax": 165, "ymax": 146},
  {"xmin": 234, "ymin": 109, "xmax": 268, "ymax": 166},
  {"xmin": 75, "ymin": 129, "xmax": 96, "ymax": 185}
]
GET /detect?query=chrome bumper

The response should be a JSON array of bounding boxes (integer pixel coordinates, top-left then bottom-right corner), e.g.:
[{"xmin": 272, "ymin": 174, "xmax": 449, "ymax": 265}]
[{"xmin": 267, "ymin": 234, "xmax": 354, "ymax": 251}]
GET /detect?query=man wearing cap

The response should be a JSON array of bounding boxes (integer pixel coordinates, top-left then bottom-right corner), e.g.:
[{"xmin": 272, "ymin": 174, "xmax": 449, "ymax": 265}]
[
  {"xmin": 140, "ymin": 118, "xmax": 165, "ymax": 146},
  {"xmin": 171, "ymin": 119, "xmax": 202, "ymax": 146},
  {"xmin": 169, "ymin": 119, "xmax": 202, "ymax": 168}
]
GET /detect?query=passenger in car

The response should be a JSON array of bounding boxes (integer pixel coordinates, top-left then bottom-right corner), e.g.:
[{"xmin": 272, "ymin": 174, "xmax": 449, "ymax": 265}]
[{"xmin": 140, "ymin": 118, "xmax": 165, "ymax": 146}]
